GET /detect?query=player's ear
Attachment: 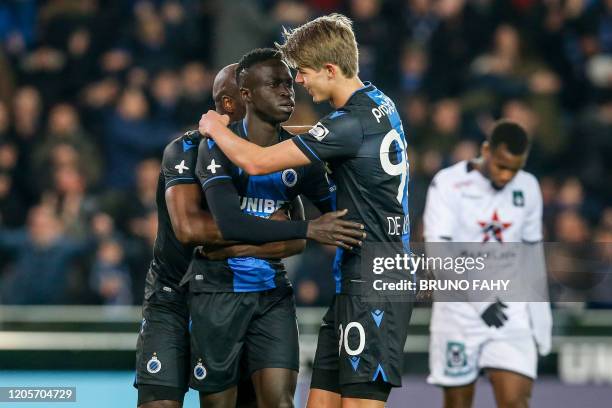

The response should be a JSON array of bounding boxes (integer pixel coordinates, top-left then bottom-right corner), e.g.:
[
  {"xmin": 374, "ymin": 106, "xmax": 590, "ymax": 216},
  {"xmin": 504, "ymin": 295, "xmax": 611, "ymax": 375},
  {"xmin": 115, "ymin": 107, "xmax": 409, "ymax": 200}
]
[
  {"xmin": 481, "ymin": 141, "xmax": 490, "ymax": 158},
  {"xmin": 240, "ymin": 87, "xmax": 251, "ymax": 103},
  {"xmin": 221, "ymin": 96, "xmax": 234, "ymax": 113},
  {"xmin": 324, "ymin": 63, "xmax": 335, "ymax": 79}
]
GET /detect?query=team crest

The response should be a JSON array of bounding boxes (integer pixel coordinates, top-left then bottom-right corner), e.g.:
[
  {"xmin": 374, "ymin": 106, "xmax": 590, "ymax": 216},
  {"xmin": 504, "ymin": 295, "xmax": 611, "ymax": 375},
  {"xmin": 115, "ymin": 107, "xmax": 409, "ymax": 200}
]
[
  {"xmin": 444, "ymin": 342, "xmax": 470, "ymax": 377},
  {"xmin": 194, "ymin": 360, "xmax": 207, "ymax": 380},
  {"xmin": 308, "ymin": 122, "xmax": 329, "ymax": 141},
  {"xmin": 146, "ymin": 354, "xmax": 162, "ymax": 374},
  {"xmin": 513, "ymin": 190, "xmax": 524, "ymax": 207},
  {"xmin": 282, "ymin": 169, "xmax": 298, "ymax": 187}
]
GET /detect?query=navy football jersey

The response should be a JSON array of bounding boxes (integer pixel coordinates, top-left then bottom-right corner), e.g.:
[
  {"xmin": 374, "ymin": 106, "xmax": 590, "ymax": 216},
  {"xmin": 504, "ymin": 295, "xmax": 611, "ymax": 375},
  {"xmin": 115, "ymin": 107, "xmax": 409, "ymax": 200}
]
[
  {"xmin": 191, "ymin": 120, "xmax": 334, "ymax": 292},
  {"xmin": 292, "ymin": 83, "xmax": 410, "ymax": 294},
  {"xmin": 146, "ymin": 130, "xmax": 202, "ymax": 297}
]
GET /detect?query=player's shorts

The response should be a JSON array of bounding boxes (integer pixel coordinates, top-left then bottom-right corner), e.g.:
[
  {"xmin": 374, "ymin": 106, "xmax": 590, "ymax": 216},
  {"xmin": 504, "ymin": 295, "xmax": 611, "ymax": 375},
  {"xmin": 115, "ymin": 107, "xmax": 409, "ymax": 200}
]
[
  {"xmin": 427, "ymin": 330, "xmax": 538, "ymax": 387},
  {"xmin": 134, "ymin": 287, "xmax": 190, "ymax": 405},
  {"xmin": 188, "ymin": 285, "xmax": 299, "ymax": 393},
  {"xmin": 310, "ymin": 294, "xmax": 412, "ymax": 401}
]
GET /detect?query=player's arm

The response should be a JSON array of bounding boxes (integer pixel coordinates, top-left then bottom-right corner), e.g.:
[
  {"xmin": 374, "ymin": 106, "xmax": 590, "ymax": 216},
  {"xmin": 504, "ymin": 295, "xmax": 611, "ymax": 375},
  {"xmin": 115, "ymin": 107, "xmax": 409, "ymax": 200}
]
[
  {"xmin": 198, "ymin": 109, "xmax": 362, "ymax": 175},
  {"xmin": 423, "ymin": 174, "xmax": 456, "ymax": 242},
  {"xmin": 197, "ymin": 138, "xmax": 365, "ymax": 249},
  {"xmin": 203, "ymin": 197, "xmax": 307, "ymax": 260},
  {"xmin": 162, "ymin": 134, "xmax": 230, "ymax": 245},
  {"xmin": 523, "ymin": 177, "xmax": 552, "ymax": 355},
  {"xmin": 300, "ymin": 162, "xmax": 335, "ymax": 214},
  {"xmin": 166, "ymin": 184, "xmax": 229, "ymax": 245},
  {"xmin": 205, "ymin": 121, "xmax": 310, "ymax": 175}
]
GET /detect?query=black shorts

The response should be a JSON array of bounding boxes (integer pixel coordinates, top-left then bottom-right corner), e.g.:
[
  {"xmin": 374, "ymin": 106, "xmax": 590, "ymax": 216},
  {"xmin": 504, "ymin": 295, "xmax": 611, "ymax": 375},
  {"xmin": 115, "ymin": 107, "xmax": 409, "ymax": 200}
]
[
  {"xmin": 134, "ymin": 287, "xmax": 190, "ymax": 404},
  {"xmin": 188, "ymin": 285, "xmax": 299, "ymax": 393},
  {"xmin": 310, "ymin": 294, "xmax": 412, "ymax": 400}
]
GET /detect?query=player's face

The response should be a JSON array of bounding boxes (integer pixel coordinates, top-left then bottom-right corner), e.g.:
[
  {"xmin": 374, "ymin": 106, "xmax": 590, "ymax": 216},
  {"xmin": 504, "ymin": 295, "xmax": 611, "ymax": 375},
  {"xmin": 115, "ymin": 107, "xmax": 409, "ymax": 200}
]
[
  {"xmin": 247, "ymin": 60, "xmax": 295, "ymax": 123},
  {"xmin": 295, "ymin": 67, "xmax": 332, "ymax": 103},
  {"xmin": 484, "ymin": 145, "xmax": 527, "ymax": 189}
]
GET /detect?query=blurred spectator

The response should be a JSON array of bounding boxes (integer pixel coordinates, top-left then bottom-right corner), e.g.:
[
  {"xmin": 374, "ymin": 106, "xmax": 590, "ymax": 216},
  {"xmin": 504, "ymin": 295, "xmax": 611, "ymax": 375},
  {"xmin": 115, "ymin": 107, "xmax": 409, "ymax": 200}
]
[
  {"xmin": 90, "ymin": 239, "xmax": 133, "ymax": 305},
  {"xmin": 0, "ymin": 1, "xmax": 609, "ymax": 306},
  {"xmin": 176, "ymin": 62, "xmax": 214, "ymax": 129},
  {"xmin": 103, "ymin": 88, "xmax": 175, "ymax": 189},
  {"xmin": 421, "ymin": 98, "xmax": 462, "ymax": 155},
  {"xmin": 213, "ymin": 0, "xmax": 285, "ymax": 68},
  {"xmin": 0, "ymin": 205, "xmax": 90, "ymax": 304},
  {"xmin": 350, "ymin": 0, "xmax": 391, "ymax": 84},
  {"xmin": 0, "ymin": 170, "xmax": 25, "ymax": 228},
  {"xmin": 32, "ymin": 102, "xmax": 102, "ymax": 191}
]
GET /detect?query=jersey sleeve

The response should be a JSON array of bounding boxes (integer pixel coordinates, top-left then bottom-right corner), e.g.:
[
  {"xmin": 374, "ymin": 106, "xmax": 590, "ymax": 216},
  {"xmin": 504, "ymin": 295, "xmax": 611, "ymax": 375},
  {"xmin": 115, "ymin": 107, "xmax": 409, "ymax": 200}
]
[
  {"xmin": 300, "ymin": 163, "xmax": 335, "ymax": 213},
  {"xmin": 161, "ymin": 136, "xmax": 199, "ymax": 189},
  {"xmin": 292, "ymin": 112, "xmax": 363, "ymax": 162},
  {"xmin": 423, "ymin": 173, "xmax": 456, "ymax": 242},
  {"xmin": 195, "ymin": 138, "xmax": 235, "ymax": 192},
  {"xmin": 521, "ymin": 176, "xmax": 543, "ymax": 243}
]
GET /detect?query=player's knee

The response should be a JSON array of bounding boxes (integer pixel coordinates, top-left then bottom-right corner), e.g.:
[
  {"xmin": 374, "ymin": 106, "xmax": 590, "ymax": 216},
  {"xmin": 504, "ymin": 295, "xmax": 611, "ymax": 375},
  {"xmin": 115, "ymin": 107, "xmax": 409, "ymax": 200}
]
[
  {"xmin": 138, "ymin": 400, "xmax": 181, "ymax": 408},
  {"xmin": 443, "ymin": 389, "xmax": 473, "ymax": 408},
  {"xmin": 258, "ymin": 391, "xmax": 294, "ymax": 408},
  {"xmin": 495, "ymin": 393, "xmax": 530, "ymax": 408}
]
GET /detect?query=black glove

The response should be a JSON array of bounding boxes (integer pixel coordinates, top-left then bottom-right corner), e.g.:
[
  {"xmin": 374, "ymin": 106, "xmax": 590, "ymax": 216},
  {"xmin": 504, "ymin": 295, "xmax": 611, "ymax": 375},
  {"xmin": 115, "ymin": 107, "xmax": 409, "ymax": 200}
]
[{"xmin": 480, "ymin": 299, "xmax": 508, "ymax": 328}]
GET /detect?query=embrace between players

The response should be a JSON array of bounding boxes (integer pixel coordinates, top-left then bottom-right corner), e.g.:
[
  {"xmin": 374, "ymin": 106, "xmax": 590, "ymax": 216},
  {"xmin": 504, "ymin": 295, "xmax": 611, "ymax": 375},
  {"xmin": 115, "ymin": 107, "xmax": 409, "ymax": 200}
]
[{"xmin": 135, "ymin": 12, "xmax": 551, "ymax": 408}]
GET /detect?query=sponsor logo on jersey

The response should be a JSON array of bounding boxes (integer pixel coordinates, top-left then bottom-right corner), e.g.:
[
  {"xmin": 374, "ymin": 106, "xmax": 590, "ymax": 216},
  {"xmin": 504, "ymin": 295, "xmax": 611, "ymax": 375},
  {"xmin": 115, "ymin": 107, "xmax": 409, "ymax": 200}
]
[
  {"xmin": 309, "ymin": 122, "xmax": 329, "ymax": 141},
  {"xmin": 194, "ymin": 360, "xmax": 207, "ymax": 380},
  {"xmin": 146, "ymin": 354, "xmax": 162, "ymax": 374},
  {"xmin": 478, "ymin": 210, "xmax": 512, "ymax": 242},
  {"xmin": 371, "ymin": 97, "xmax": 396, "ymax": 123},
  {"xmin": 239, "ymin": 197, "xmax": 287, "ymax": 215},
  {"xmin": 281, "ymin": 169, "xmax": 298, "ymax": 187}
]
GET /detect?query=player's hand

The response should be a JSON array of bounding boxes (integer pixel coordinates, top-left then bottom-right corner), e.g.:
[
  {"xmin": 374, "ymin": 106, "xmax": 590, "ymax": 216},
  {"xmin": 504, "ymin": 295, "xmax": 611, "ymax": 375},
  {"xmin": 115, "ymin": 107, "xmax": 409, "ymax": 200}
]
[
  {"xmin": 269, "ymin": 207, "xmax": 290, "ymax": 221},
  {"xmin": 198, "ymin": 110, "xmax": 229, "ymax": 138},
  {"xmin": 306, "ymin": 209, "xmax": 365, "ymax": 250},
  {"xmin": 480, "ymin": 299, "xmax": 508, "ymax": 328},
  {"xmin": 197, "ymin": 244, "xmax": 235, "ymax": 261}
]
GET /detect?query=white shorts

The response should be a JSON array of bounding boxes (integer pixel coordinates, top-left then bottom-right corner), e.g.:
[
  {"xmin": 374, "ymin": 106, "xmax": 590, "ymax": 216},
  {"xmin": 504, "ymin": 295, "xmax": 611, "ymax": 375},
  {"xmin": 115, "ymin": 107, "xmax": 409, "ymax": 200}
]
[{"xmin": 427, "ymin": 330, "xmax": 537, "ymax": 387}]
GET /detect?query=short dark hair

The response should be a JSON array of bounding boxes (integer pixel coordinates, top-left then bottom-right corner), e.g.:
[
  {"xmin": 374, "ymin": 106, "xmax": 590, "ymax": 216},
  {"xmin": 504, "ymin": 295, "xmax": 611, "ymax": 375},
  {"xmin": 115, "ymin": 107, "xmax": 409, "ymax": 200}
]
[
  {"xmin": 489, "ymin": 120, "xmax": 530, "ymax": 155},
  {"xmin": 236, "ymin": 48, "xmax": 283, "ymax": 87}
]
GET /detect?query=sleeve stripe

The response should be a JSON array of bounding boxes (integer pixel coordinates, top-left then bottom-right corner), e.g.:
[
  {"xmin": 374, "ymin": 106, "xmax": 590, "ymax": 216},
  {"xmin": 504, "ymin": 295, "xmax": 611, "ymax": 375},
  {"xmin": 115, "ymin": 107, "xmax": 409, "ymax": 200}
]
[
  {"xmin": 312, "ymin": 194, "xmax": 331, "ymax": 202},
  {"xmin": 202, "ymin": 175, "xmax": 232, "ymax": 189},
  {"xmin": 165, "ymin": 177, "xmax": 196, "ymax": 188},
  {"xmin": 295, "ymin": 135, "xmax": 322, "ymax": 162}
]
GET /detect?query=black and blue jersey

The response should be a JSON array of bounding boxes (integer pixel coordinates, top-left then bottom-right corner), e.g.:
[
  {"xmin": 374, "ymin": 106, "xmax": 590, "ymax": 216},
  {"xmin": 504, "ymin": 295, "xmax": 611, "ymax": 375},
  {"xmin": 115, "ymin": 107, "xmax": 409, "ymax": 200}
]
[
  {"xmin": 292, "ymin": 83, "xmax": 410, "ymax": 294},
  {"xmin": 190, "ymin": 120, "xmax": 334, "ymax": 292},
  {"xmin": 146, "ymin": 130, "xmax": 202, "ymax": 297}
]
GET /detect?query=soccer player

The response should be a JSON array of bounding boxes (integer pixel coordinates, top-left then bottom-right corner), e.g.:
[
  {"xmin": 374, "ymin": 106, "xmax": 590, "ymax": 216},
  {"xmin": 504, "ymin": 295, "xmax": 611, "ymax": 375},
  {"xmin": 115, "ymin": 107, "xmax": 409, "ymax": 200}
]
[
  {"xmin": 134, "ymin": 63, "xmax": 311, "ymax": 408},
  {"xmin": 189, "ymin": 48, "xmax": 343, "ymax": 408},
  {"xmin": 423, "ymin": 121, "xmax": 552, "ymax": 408},
  {"xmin": 197, "ymin": 14, "xmax": 412, "ymax": 407}
]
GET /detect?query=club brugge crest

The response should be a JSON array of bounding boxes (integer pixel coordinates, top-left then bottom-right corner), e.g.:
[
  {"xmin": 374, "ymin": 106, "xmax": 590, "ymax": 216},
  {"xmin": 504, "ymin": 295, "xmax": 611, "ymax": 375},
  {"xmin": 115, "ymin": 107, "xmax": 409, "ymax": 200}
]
[
  {"xmin": 147, "ymin": 353, "xmax": 162, "ymax": 374},
  {"xmin": 282, "ymin": 169, "xmax": 298, "ymax": 187},
  {"xmin": 194, "ymin": 360, "xmax": 207, "ymax": 380},
  {"xmin": 513, "ymin": 190, "xmax": 524, "ymax": 207},
  {"xmin": 444, "ymin": 341, "xmax": 471, "ymax": 377}
]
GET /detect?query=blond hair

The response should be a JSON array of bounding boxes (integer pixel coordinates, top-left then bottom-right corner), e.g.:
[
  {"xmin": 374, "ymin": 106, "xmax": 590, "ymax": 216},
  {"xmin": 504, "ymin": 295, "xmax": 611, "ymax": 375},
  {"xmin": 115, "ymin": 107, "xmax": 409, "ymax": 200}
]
[{"xmin": 276, "ymin": 13, "xmax": 359, "ymax": 78}]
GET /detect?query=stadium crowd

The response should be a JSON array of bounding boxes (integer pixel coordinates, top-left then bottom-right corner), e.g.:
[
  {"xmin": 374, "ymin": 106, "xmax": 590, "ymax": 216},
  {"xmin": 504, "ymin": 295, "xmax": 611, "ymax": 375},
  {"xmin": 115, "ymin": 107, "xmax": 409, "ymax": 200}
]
[{"xmin": 0, "ymin": 0, "xmax": 610, "ymax": 306}]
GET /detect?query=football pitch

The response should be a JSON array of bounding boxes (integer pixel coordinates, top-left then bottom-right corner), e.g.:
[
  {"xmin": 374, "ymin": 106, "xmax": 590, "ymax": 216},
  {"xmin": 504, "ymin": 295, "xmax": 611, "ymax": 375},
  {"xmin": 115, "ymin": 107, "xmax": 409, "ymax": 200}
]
[{"xmin": 0, "ymin": 371, "xmax": 609, "ymax": 407}]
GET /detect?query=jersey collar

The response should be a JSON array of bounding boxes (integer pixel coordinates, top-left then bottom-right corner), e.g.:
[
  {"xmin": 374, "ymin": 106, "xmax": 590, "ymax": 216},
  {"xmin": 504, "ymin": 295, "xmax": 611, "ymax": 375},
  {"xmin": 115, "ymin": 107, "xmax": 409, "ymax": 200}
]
[{"xmin": 344, "ymin": 81, "xmax": 375, "ymax": 106}]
